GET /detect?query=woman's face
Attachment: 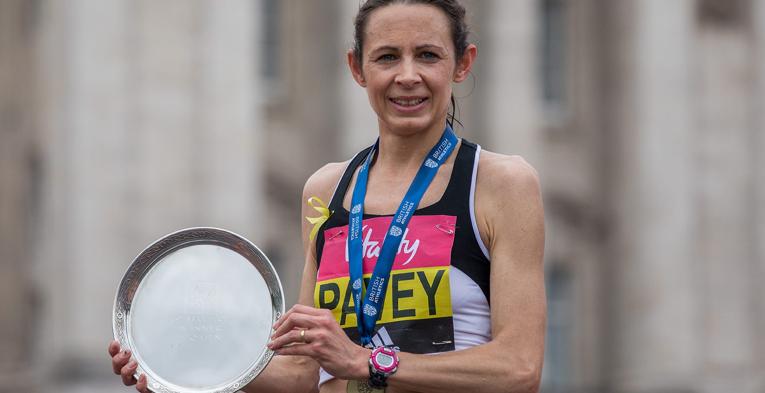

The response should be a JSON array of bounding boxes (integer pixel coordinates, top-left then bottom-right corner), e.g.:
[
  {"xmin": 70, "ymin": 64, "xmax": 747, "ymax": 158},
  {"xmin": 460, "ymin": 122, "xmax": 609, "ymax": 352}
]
[{"xmin": 349, "ymin": 4, "xmax": 475, "ymax": 136}]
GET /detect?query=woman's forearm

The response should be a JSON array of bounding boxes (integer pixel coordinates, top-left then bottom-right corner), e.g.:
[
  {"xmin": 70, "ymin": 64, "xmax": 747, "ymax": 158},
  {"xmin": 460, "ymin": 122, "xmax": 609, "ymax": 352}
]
[
  {"xmin": 386, "ymin": 341, "xmax": 542, "ymax": 393},
  {"xmin": 242, "ymin": 355, "xmax": 319, "ymax": 393}
]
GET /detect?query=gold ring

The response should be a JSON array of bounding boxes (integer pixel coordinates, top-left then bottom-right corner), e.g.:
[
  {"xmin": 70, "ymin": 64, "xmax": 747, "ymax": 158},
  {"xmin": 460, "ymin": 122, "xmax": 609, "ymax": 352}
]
[{"xmin": 300, "ymin": 329, "xmax": 306, "ymax": 343}]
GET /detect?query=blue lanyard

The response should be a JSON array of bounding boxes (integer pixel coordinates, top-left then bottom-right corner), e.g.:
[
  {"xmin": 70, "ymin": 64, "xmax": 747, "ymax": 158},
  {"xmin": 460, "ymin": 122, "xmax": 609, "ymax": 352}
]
[{"xmin": 348, "ymin": 125, "xmax": 458, "ymax": 346}]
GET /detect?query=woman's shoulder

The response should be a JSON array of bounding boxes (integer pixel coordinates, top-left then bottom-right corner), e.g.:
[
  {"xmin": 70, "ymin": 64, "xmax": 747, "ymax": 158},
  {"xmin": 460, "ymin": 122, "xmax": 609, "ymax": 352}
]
[
  {"xmin": 474, "ymin": 149, "xmax": 542, "ymax": 216},
  {"xmin": 473, "ymin": 149, "xmax": 544, "ymax": 253},
  {"xmin": 476, "ymin": 150, "xmax": 541, "ymax": 194},
  {"xmin": 301, "ymin": 160, "xmax": 352, "ymax": 202}
]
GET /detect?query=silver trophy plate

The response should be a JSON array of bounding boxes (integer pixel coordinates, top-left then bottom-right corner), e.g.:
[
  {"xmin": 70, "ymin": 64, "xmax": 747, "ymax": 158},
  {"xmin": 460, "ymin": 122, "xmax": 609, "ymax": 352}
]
[{"xmin": 113, "ymin": 227, "xmax": 284, "ymax": 393}]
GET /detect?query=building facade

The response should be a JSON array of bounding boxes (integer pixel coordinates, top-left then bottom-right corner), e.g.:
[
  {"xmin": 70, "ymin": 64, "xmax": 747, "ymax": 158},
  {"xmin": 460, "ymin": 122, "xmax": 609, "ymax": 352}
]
[{"xmin": 0, "ymin": 1, "xmax": 763, "ymax": 392}]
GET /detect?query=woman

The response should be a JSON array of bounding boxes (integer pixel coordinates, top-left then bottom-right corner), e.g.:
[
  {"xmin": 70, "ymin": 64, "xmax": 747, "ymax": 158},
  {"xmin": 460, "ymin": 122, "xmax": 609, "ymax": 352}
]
[{"xmin": 110, "ymin": 1, "xmax": 546, "ymax": 392}]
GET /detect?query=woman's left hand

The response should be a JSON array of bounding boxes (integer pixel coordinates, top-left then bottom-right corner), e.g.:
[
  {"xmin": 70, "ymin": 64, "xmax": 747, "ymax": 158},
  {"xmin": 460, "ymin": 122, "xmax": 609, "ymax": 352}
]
[{"xmin": 268, "ymin": 304, "xmax": 370, "ymax": 381}]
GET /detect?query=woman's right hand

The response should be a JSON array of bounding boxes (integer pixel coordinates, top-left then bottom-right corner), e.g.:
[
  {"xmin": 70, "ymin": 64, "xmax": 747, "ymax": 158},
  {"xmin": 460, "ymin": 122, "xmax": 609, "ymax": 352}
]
[{"xmin": 108, "ymin": 340, "xmax": 151, "ymax": 392}]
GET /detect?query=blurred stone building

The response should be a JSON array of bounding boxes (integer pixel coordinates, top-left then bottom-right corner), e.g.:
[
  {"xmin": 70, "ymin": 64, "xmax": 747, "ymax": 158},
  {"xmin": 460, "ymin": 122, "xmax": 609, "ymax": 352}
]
[{"xmin": 1, "ymin": 0, "xmax": 763, "ymax": 392}]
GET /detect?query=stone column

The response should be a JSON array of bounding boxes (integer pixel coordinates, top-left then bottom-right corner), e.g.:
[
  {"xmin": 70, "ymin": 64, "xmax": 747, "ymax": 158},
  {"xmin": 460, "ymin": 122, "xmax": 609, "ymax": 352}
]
[
  {"xmin": 36, "ymin": 0, "xmax": 136, "ymax": 374},
  {"xmin": 0, "ymin": 1, "xmax": 39, "ymax": 390},
  {"xmin": 35, "ymin": 0, "xmax": 264, "ymax": 387},
  {"xmin": 752, "ymin": 1, "xmax": 765, "ymax": 391},
  {"xmin": 606, "ymin": 0, "xmax": 699, "ymax": 391},
  {"xmin": 482, "ymin": 0, "xmax": 541, "ymax": 165},
  {"xmin": 185, "ymin": 0, "xmax": 263, "ymax": 238},
  {"xmin": 695, "ymin": 9, "xmax": 758, "ymax": 392},
  {"xmin": 339, "ymin": 2, "xmax": 378, "ymax": 156}
]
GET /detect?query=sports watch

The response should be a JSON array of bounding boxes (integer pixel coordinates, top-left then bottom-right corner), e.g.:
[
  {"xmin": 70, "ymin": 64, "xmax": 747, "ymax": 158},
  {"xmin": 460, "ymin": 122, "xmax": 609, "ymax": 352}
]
[{"xmin": 368, "ymin": 346, "xmax": 399, "ymax": 388}]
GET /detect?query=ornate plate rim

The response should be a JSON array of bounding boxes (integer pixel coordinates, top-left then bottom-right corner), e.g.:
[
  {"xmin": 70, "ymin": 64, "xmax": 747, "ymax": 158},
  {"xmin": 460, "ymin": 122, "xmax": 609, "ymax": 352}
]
[{"xmin": 112, "ymin": 227, "xmax": 285, "ymax": 393}]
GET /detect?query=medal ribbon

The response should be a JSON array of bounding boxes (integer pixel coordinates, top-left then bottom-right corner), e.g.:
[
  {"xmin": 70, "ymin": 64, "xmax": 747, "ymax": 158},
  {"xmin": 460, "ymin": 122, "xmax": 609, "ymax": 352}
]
[{"xmin": 348, "ymin": 125, "xmax": 458, "ymax": 346}]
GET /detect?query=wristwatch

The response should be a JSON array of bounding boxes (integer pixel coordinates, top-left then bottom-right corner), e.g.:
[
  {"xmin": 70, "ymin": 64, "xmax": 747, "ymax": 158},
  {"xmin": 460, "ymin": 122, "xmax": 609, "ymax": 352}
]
[{"xmin": 368, "ymin": 346, "xmax": 399, "ymax": 388}]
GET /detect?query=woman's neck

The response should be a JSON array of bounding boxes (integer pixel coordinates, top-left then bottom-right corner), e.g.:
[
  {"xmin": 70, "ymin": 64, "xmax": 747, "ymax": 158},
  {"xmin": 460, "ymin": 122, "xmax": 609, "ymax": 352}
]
[{"xmin": 374, "ymin": 121, "xmax": 448, "ymax": 173}]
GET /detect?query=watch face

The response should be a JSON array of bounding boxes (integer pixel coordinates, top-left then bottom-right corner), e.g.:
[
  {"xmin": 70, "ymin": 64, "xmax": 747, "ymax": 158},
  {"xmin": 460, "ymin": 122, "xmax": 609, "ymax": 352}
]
[
  {"xmin": 375, "ymin": 353, "xmax": 394, "ymax": 368},
  {"xmin": 372, "ymin": 348, "xmax": 398, "ymax": 373}
]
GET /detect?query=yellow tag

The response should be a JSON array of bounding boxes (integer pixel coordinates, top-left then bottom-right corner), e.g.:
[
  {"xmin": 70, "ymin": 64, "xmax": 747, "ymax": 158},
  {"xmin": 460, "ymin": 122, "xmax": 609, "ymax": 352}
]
[{"xmin": 305, "ymin": 196, "xmax": 332, "ymax": 242}]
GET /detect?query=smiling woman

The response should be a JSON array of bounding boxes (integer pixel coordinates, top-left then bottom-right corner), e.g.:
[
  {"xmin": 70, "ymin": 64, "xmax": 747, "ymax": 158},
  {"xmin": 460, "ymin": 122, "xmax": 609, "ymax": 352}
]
[
  {"xmin": 354, "ymin": 1, "xmax": 470, "ymax": 129},
  {"xmin": 109, "ymin": 1, "xmax": 546, "ymax": 392},
  {"xmin": 348, "ymin": 3, "xmax": 474, "ymax": 137}
]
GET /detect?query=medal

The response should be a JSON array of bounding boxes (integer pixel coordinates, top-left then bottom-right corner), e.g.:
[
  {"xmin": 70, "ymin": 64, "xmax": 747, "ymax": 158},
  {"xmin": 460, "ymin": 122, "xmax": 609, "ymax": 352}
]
[{"xmin": 347, "ymin": 379, "xmax": 383, "ymax": 393}]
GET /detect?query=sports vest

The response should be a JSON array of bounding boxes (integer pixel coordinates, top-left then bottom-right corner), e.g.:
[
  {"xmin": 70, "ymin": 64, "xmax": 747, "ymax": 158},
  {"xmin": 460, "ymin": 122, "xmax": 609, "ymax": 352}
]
[{"xmin": 313, "ymin": 140, "xmax": 492, "ymax": 384}]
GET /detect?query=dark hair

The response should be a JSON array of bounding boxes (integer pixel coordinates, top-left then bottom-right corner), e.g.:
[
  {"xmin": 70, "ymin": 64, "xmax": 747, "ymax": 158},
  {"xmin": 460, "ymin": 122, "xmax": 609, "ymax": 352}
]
[{"xmin": 352, "ymin": 0, "xmax": 471, "ymax": 127}]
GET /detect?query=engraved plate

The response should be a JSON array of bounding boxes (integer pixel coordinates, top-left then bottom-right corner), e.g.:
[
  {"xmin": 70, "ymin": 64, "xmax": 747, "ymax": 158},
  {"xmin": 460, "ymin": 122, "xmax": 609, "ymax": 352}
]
[{"xmin": 113, "ymin": 227, "xmax": 284, "ymax": 393}]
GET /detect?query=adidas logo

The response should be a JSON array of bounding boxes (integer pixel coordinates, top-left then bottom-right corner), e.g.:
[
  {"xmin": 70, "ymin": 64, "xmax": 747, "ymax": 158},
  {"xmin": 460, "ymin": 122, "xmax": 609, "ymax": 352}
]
[{"xmin": 367, "ymin": 327, "xmax": 398, "ymax": 350}]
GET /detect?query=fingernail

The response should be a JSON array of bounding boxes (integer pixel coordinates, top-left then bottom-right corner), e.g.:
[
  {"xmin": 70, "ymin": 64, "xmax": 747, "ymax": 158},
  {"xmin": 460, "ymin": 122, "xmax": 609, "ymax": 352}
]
[{"xmin": 128, "ymin": 360, "xmax": 137, "ymax": 368}]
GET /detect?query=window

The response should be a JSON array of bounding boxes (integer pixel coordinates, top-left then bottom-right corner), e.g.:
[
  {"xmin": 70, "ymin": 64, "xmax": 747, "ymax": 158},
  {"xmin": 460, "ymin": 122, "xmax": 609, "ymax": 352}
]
[
  {"xmin": 541, "ymin": 265, "xmax": 572, "ymax": 391},
  {"xmin": 261, "ymin": 0, "xmax": 281, "ymax": 83},
  {"xmin": 698, "ymin": 0, "xmax": 747, "ymax": 28},
  {"xmin": 539, "ymin": 0, "xmax": 568, "ymax": 118}
]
